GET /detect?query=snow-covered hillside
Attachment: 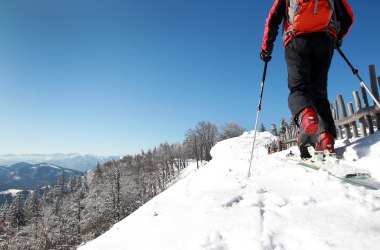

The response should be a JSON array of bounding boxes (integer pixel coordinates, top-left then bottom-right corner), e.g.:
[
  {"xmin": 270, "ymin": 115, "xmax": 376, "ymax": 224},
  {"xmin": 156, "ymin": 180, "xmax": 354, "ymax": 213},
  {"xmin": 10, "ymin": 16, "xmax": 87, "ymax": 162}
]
[{"xmin": 79, "ymin": 131, "xmax": 380, "ymax": 250}]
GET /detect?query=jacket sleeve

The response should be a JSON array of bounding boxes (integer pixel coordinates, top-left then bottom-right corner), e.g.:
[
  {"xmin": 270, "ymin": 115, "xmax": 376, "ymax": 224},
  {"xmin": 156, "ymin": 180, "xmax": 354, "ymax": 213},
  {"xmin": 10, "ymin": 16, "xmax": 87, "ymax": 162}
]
[
  {"xmin": 335, "ymin": 0, "xmax": 354, "ymax": 39},
  {"xmin": 262, "ymin": 0, "xmax": 286, "ymax": 52}
]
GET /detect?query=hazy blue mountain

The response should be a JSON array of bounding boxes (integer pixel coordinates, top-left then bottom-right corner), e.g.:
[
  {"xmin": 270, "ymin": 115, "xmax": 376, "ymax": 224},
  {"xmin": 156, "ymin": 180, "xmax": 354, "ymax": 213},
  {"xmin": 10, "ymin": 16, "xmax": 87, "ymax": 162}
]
[
  {"xmin": 0, "ymin": 153, "xmax": 120, "ymax": 171},
  {"xmin": 0, "ymin": 162, "xmax": 83, "ymax": 192}
]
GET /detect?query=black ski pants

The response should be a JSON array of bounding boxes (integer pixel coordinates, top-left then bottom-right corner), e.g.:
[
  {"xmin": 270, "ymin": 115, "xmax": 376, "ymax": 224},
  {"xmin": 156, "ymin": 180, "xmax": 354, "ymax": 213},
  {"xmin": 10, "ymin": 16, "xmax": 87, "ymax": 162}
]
[{"xmin": 285, "ymin": 32, "xmax": 337, "ymax": 138}]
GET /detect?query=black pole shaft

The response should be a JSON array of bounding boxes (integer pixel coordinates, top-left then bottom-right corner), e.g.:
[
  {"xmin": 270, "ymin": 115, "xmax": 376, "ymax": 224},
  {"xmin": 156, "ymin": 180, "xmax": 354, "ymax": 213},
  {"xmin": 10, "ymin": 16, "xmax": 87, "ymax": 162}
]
[
  {"xmin": 335, "ymin": 47, "xmax": 363, "ymax": 82},
  {"xmin": 257, "ymin": 61, "xmax": 268, "ymax": 111},
  {"xmin": 248, "ymin": 61, "xmax": 269, "ymax": 177}
]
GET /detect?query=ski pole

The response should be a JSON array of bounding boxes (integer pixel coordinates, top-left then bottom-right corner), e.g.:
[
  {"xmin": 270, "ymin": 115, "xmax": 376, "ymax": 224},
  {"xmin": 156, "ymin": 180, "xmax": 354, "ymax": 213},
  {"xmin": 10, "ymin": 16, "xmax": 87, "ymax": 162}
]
[
  {"xmin": 335, "ymin": 46, "xmax": 380, "ymax": 109},
  {"xmin": 248, "ymin": 61, "xmax": 268, "ymax": 177}
]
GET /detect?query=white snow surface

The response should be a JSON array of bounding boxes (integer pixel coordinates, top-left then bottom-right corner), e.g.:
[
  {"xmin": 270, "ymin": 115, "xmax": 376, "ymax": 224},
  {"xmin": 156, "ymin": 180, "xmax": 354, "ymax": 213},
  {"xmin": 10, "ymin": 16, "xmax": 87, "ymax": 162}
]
[
  {"xmin": 79, "ymin": 131, "xmax": 380, "ymax": 250},
  {"xmin": 0, "ymin": 189, "xmax": 23, "ymax": 196},
  {"xmin": 38, "ymin": 163, "xmax": 61, "ymax": 169}
]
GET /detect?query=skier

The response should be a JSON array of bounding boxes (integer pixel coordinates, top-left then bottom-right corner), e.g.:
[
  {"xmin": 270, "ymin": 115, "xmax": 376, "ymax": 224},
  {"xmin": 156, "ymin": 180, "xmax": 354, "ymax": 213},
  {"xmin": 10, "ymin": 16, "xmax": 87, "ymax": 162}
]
[{"xmin": 260, "ymin": 0, "xmax": 354, "ymax": 158}]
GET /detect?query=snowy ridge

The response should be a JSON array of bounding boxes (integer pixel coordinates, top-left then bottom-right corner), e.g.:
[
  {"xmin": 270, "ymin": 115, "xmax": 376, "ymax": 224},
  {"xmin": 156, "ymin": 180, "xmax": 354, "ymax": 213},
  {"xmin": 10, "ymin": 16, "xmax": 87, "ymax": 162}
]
[
  {"xmin": 0, "ymin": 153, "xmax": 120, "ymax": 171},
  {"xmin": 0, "ymin": 162, "xmax": 83, "ymax": 192},
  {"xmin": 38, "ymin": 163, "xmax": 61, "ymax": 170},
  {"xmin": 79, "ymin": 131, "xmax": 380, "ymax": 250}
]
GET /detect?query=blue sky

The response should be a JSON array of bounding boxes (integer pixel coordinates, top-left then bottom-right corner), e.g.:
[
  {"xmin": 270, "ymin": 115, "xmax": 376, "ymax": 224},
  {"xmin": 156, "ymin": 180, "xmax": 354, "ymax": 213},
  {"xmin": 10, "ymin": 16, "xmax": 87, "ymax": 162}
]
[{"xmin": 0, "ymin": 0, "xmax": 379, "ymax": 156}]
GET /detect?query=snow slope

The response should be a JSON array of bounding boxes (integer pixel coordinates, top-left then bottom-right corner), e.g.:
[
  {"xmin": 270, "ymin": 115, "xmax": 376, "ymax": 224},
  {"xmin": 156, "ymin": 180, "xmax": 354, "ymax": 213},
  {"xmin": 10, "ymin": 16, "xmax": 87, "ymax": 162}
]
[{"xmin": 79, "ymin": 131, "xmax": 380, "ymax": 250}]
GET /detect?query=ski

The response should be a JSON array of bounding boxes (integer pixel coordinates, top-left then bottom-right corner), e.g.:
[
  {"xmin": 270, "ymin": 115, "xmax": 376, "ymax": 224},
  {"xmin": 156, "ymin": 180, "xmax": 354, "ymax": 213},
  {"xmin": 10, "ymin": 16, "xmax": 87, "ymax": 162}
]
[{"xmin": 289, "ymin": 147, "xmax": 380, "ymax": 190}]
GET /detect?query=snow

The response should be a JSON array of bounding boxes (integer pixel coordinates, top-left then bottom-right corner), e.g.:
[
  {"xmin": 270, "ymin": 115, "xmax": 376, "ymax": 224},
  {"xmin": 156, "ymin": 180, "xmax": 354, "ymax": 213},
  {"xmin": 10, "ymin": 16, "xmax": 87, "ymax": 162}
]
[
  {"xmin": 79, "ymin": 131, "xmax": 380, "ymax": 250},
  {"xmin": 0, "ymin": 189, "xmax": 23, "ymax": 196},
  {"xmin": 38, "ymin": 163, "xmax": 61, "ymax": 170}
]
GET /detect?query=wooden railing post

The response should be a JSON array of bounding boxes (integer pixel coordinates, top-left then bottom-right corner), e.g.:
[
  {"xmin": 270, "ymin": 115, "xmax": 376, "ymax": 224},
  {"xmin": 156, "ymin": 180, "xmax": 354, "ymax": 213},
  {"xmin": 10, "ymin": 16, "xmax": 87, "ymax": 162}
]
[
  {"xmin": 333, "ymin": 99, "xmax": 343, "ymax": 139},
  {"xmin": 353, "ymin": 90, "xmax": 367, "ymax": 137},
  {"xmin": 347, "ymin": 103, "xmax": 359, "ymax": 138},
  {"xmin": 360, "ymin": 80, "xmax": 374, "ymax": 134},
  {"xmin": 369, "ymin": 65, "xmax": 380, "ymax": 130},
  {"xmin": 337, "ymin": 95, "xmax": 351, "ymax": 139},
  {"xmin": 277, "ymin": 140, "xmax": 282, "ymax": 152}
]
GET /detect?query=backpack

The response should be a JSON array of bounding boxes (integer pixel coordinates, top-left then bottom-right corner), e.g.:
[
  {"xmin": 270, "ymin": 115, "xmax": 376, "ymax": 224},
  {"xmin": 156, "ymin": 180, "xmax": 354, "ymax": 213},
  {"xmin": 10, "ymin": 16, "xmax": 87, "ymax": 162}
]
[{"xmin": 283, "ymin": 0, "xmax": 338, "ymax": 40}]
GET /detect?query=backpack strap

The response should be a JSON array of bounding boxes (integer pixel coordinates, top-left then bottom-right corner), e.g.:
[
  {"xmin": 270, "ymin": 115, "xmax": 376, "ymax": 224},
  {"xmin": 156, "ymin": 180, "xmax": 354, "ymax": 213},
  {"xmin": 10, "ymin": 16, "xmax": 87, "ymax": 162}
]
[
  {"xmin": 314, "ymin": 0, "xmax": 319, "ymax": 15},
  {"xmin": 334, "ymin": 0, "xmax": 343, "ymax": 17},
  {"xmin": 327, "ymin": 0, "xmax": 340, "ymax": 38}
]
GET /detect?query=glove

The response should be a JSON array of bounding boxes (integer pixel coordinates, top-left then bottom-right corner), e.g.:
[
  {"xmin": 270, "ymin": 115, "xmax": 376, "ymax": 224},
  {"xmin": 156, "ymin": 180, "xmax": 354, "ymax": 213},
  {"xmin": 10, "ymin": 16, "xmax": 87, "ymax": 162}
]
[
  {"xmin": 260, "ymin": 50, "xmax": 272, "ymax": 62},
  {"xmin": 334, "ymin": 38, "xmax": 343, "ymax": 48}
]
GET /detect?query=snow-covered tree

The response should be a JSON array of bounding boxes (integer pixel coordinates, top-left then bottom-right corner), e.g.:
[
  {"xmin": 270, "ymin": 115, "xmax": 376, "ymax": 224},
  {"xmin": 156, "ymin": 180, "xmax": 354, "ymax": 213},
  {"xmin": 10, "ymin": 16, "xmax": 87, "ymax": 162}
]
[
  {"xmin": 24, "ymin": 188, "xmax": 41, "ymax": 244},
  {"xmin": 259, "ymin": 123, "xmax": 266, "ymax": 132},
  {"xmin": 279, "ymin": 118, "xmax": 289, "ymax": 139},
  {"xmin": 0, "ymin": 201, "xmax": 8, "ymax": 222},
  {"xmin": 270, "ymin": 124, "xmax": 279, "ymax": 136},
  {"xmin": 219, "ymin": 122, "xmax": 245, "ymax": 140},
  {"xmin": 0, "ymin": 201, "xmax": 9, "ymax": 238},
  {"xmin": 184, "ymin": 128, "xmax": 200, "ymax": 169},
  {"xmin": 195, "ymin": 121, "xmax": 219, "ymax": 161},
  {"xmin": 24, "ymin": 189, "xmax": 41, "ymax": 223},
  {"xmin": 52, "ymin": 171, "xmax": 68, "ymax": 215},
  {"xmin": 7, "ymin": 195, "xmax": 25, "ymax": 228}
]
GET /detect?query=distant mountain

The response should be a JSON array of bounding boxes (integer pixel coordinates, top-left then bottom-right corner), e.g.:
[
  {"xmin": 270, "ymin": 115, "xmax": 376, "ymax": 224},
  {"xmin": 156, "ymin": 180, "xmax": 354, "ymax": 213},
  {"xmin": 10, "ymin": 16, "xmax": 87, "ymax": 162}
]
[
  {"xmin": 0, "ymin": 153, "xmax": 120, "ymax": 172},
  {"xmin": 0, "ymin": 162, "xmax": 83, "ymax": 192}
]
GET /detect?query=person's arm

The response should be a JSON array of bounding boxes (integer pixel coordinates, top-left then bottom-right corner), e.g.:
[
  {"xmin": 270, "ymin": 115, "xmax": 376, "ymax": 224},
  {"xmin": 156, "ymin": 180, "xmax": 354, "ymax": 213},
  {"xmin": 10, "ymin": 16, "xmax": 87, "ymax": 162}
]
[{"xmin": 262, "ymin": 0, "xmax": 286, "ymax": 53}]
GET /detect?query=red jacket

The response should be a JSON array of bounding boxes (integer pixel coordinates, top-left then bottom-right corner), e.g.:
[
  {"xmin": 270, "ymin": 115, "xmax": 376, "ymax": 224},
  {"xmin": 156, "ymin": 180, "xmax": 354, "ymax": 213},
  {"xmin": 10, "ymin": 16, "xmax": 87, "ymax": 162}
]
[{"xmin": 262, "ymin": 0, "xmax": 354, "ymax": 52}]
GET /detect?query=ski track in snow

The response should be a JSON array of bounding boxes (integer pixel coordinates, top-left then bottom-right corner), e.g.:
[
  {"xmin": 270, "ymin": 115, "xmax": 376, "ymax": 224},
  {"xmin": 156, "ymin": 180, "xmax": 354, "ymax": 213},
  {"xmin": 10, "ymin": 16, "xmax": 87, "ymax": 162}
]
[{"xmin": 79, "ymin": 131, "xmax": 380, "ymax": 250}]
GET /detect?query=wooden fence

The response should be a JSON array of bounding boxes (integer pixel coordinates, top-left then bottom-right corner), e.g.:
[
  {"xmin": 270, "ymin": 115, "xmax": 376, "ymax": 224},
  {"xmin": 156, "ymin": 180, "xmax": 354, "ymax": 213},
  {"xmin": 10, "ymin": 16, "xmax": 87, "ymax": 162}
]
[
  {"xmin": 272, "ymin": 64, "xmax": 380, "ymax": 153},
  {"xmin": 332, "ymin": 64, "xmax": 380, "ymax": 139}
]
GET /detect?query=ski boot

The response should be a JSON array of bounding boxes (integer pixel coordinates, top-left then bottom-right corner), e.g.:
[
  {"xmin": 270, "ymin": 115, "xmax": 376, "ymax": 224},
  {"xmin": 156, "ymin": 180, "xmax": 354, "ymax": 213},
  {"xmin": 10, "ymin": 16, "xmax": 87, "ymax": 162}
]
[
  {"xmin": 316, "ymin": 131, "xmax": 336, "ymax": 157},
  {"xmin": 297, "ymin": 107, "xmax": 319, "ymax": 159}
]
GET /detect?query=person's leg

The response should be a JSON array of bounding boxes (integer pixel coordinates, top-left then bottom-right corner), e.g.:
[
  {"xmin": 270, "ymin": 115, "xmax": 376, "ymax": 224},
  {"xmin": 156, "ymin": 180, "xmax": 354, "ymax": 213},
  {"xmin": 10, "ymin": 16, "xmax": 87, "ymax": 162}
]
[
  {"xmin": 285, "ymin": 36, "xmax": 314, "ymax": 118},
  {"xmin": 310, "ymin": 34, "xmax": 337, "ymax": 138},
  {"xmin": 308, "ymin": 33, "xmax": 336, "ymax": 153},
  {"xmin": 285, "ymin": 36, "xmax": 318, "ymax": 158}
]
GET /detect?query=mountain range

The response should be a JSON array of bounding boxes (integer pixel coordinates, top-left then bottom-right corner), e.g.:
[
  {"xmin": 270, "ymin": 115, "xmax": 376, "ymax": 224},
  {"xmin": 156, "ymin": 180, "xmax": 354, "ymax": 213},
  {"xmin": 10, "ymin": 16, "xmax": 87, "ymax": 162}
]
[
  {"xmin": 0, "ymin": 162, "xmax": 83, "ymax": 192},
  {"xmin": 0, "ymin": 153, "xmax": 120, "ymax": 172}
]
